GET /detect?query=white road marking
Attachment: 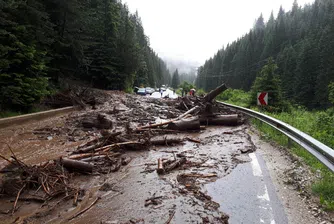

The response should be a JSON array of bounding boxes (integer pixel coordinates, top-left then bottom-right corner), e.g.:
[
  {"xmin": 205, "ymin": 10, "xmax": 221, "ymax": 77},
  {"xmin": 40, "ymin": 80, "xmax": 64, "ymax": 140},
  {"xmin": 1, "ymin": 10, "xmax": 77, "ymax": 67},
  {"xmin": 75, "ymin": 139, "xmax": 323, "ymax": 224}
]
[
  {"xmin": 258, "ymin": 185, "xmax": 270, "ymax": 202},
  {"xmin": 250, "ymin": 152, "xmax": 277, "ymax": 224},
  {"xmin": 249, "ymin": 153, "xmax": 263, "ymax": 177}
]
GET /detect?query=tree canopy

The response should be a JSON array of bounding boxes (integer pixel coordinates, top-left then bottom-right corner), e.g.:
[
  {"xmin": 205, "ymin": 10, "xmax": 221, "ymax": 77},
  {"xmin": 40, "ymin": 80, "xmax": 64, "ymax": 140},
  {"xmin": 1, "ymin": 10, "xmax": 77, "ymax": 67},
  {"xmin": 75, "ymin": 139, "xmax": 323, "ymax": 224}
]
[
  {"xmin": 250, "ymin": 58, "xmax": 284, "ymax": 109},
  {"xmin": 0, "ymin": 0, "xmax": 171, "ymax": 111},
  {"xmin": 171, "ymin": 69, "xmax": 180, "ymax": 89},
  {"xmin": 196, "ymin": 0, "xmax": 334, "ymax": 109}
]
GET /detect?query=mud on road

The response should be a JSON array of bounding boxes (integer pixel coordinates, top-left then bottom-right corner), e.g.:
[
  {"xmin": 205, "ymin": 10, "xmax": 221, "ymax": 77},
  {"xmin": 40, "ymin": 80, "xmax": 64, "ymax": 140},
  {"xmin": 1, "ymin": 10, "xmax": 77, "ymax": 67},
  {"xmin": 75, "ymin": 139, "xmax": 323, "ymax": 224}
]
[
  {"xmin": 0, "ymin": 89, "xmax": 255, "ymax": 223},
  {"xmin": 0, "ymin": 90, "xmax": 330, "ymax": 224}
]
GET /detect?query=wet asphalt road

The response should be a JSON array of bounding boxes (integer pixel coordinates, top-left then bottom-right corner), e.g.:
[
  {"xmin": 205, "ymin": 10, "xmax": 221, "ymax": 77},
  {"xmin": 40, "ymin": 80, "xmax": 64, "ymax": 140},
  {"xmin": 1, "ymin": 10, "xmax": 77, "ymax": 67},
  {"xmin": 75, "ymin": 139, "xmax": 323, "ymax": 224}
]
[{"xmin": 206, "ymin": 151, "xmax": 288, "ymax": 224}]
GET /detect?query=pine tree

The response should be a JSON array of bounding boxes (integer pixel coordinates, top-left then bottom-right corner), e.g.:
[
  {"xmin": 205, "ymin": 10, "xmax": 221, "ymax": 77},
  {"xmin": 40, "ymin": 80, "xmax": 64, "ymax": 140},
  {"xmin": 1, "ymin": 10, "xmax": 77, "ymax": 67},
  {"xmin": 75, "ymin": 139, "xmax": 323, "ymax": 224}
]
[
  {"xmin": 250, "ymin": 58, "xmax": 283, "ymax": 109},
  {"xmin": 0, "ymin": 0, "xmax": 50, "ymax": 111},
  {"xmin": 196, "ymin": 0, "xmax": 334, "ymax": 109},
  {"xmin": 171, "ymin": 69, "xmax": 180, "ymax": 89}
]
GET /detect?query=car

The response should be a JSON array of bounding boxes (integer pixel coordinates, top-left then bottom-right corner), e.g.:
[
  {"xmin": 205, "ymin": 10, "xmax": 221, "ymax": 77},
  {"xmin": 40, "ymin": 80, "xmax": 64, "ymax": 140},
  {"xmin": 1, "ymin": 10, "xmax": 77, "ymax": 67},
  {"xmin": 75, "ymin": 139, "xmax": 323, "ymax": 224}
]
[
  {"xmin": 145, "ymin": 87, "xmax": 155, "ymax": 95},
  {"xmin": 136, "ymin": 88, "xmax": 146, "ymax": 96},
  {"xmin": 133, "ymin": 86, "xmax": 139, "ymax": 93}
]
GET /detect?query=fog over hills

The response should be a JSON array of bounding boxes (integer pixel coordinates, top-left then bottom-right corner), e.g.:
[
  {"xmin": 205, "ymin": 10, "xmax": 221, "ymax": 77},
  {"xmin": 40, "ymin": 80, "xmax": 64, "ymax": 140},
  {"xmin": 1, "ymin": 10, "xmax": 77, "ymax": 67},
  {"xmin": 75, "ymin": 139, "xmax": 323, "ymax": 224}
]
[{"xmin": 163, "ymin": 57, "xmax": 200, "ymax": 75}]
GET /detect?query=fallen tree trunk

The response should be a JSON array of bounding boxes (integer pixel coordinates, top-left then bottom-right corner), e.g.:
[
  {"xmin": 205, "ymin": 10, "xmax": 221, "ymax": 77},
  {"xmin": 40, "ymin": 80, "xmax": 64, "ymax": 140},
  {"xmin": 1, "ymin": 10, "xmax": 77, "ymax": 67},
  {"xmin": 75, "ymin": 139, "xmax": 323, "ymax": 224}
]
[
  {"xmin": 68, "ymin": 151, "xmax": 109, "ymax": 160},
  {"xmin": 164, "ymin": 157, "xmax": 187, "ymax": 173},
  {"xmin": 181, "ymin": 173, "xmax": 217, "ymax": 178},
  {"xmin": 60, "ymin": 158, "xmax": 94, "ymax": 173},
  {"xmin": 157, "ymin": 158, "xmax": 164, "ymax": 174},
  {"xmin": 80, "ymin": 155, "xmax": 108, "ymax": 163},
  {"xmin": 167, "ymin": 117, "xmax": 200, "ymax": 131},
  {"xmin": 203, "ymin": 83, "xmax": 227, "ymax": 103},
  {"xmin": 150, "ymin": 138, "xmax": 183, "ymax": 146},
  {"xmin": 177, "ymin": 105, "xmax": 200, "ymax": 120},
  {"xmin": 136, "ymin": 106, "xmax": 200, "ymax": 131},
  {"xmin": 200, "ymin": 114, "xmax": 239, "ymax": 126},
  {"xmin": 136, "ymin": 120, "xmax": 174, "ymax": 130},
  {"xmin": 88, "ymin": 141, "xmax": 142, "ymax": 153},
  {"xmin": 75, "ymin": 142, "xmax": 104, "ymax": 154}
]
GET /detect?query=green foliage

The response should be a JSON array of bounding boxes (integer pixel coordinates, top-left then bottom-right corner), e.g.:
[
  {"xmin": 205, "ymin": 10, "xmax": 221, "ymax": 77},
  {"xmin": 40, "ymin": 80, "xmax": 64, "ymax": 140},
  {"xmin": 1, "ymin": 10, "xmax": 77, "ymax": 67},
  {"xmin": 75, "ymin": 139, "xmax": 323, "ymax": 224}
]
[
  {"xmin": 196, "ymin": 0, "xmax": 334, "ymax": 109},
  {"xmin": 0, "ymin": 110, "xmax": 22, "ymax": 118},
  {"xmin": 251, "ymin": 107, "xmax": 334, "ymax": 210},
  {"xmin": 250, "ymin": 58, "xmax": 284, "ymax": 111},
  {"xmin": 171, "ymin": 69, "xmax": 180, "ymax": 89},
  {"xmin": 216, "ymin": 88, "xmax": 251, "ymax": 108},
  {"xmin": 178, "ymin": 81, "xmax": 194, "ymax": 96},
  {"xmin": 0, "ymin": 0, "xmax": 171, "ymax": 112},
  {"xmin": 0, "ymin": 1, "xmax": 50, "ymax": 111},
  {"xmin": 312, "ymin": 174, "xmax": 334, "ymax": 210},
  {"xmin": 196, "ymin": 88, "xmax": 206, "ymax": 96},
  {"xmin": 329, "ymin": 82, "xmax": 334, "ymax": 105}
]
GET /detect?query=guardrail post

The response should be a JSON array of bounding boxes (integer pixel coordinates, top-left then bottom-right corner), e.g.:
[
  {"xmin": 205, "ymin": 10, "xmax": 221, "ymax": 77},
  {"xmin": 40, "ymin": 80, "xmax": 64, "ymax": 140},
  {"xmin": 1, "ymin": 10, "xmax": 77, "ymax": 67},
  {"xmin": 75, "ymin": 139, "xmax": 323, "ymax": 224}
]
[{"xmin": 287, "ymin": 137, "xmax": 293, "ymax": 149}]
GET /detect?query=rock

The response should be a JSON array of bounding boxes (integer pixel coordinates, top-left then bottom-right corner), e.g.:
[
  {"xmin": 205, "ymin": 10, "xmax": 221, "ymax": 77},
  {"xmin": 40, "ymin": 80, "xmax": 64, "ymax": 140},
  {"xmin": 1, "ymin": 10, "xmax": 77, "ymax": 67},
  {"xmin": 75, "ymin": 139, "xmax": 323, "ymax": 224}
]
[{"xmin": 82, "ymin": 113, "xmax": 113, "ymax": 129}]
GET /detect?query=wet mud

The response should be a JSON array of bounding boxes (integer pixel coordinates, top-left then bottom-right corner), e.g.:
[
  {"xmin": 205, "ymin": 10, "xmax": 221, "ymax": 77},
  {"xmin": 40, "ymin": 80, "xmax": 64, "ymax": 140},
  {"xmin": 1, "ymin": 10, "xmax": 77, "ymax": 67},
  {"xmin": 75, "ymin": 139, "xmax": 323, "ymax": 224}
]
[{"xmin": 0, "ymin": 92, "xmax": 255, "ymax": 223}]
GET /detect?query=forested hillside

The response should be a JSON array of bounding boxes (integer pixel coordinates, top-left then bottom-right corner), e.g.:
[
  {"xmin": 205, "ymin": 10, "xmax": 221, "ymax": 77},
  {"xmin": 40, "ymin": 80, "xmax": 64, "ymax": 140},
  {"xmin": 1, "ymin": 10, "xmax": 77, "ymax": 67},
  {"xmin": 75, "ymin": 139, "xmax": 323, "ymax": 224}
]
[
  {"xmin": 0, "ymin": 0, "xmax": 171, "ymax": 111},
  {"xmin": 196, "ymin": 0, "xmax": 334, "ymax": 109}
]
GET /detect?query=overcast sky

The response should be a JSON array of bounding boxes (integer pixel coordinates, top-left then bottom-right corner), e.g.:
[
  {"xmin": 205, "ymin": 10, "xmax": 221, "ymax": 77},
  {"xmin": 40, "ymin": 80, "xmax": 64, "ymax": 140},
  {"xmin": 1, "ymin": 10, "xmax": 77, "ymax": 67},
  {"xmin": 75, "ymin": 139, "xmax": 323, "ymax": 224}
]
[{"xmin": 123, "ymin": 0, "xmax": 314, "ymax": 69}]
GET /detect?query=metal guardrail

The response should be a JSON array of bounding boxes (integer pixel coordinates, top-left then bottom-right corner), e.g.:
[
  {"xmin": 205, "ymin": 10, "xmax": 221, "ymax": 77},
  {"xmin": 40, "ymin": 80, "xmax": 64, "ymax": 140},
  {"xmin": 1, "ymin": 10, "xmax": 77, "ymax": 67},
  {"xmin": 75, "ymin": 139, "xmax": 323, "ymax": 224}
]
[
  {"xmin": 218, "ymin": 102, "xmax": 334, "ymax": 172},
  {"xmin": 0, "ymin": 106, "xmax": 76, "ymax": 129}
]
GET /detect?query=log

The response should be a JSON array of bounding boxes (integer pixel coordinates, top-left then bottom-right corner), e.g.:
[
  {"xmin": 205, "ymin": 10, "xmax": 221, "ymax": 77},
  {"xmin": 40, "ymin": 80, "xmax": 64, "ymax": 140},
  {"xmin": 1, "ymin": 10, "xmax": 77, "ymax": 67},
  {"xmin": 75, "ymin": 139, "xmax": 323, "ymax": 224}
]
[
  {"xmin": 167, "ymin": 117, "xmax": 200, "ymax": 131},
  {"xmin": 74, "ymin": 141, "xmax": 142, "ymax": 155},
  {"xmin": 164, "ymin": 157, "xmax": 187, "ymax": 172},
  {"xmin": 157, "ymin": 158, "xmax": 164, "ymax": 174},
  {"xmin": 185, "ymin": 137, "xmax": 201, "ymax": 144},
  {"xmin": 68, "ymin": 151, "xmax": 109, "ymax": 160},
  {"xmin": 136, "ymin": 119, "xmax": 175, "ymax": 130},
  {"xmin": 181, "ymin": 173, "xmax": 217, "ymax": 178},
  {"xmin": 136, "ymin": 106, "xmax": 200, "ymax": 131},
  {"xmin": 75, "ymin": 142, "xmax": 104, "ymax": 154},
  {"xmin": 200, "ymin": 114, "xmax": 239, "ymax": 126},
  {"xmin": 80, "ymin": 155, "xmax": 108, "ymax": 162},
  {"xmin": 150, "ymin": 138, "xmax": 183, "ymax": 146},
  {"xmin": 177, "ymin": 105, "xmax": 200, "ymax": 120},
  {"xmin": 101, "ymin": 141, "xmax": 143, "ymax": 152},
  {"xmin": 203, "ymin": 83, "xmax": 227, "ymax": 102},
  {"xmin": 115, "ymin": 136, "xmax": 143, "ymax": 150},
  {"xmin": 165, "ymin": 210, "xmax": 176, "ymax": 224},
  {"xmin": 60, "ymin": 158, "xmax": 94, "ymax": 173}
]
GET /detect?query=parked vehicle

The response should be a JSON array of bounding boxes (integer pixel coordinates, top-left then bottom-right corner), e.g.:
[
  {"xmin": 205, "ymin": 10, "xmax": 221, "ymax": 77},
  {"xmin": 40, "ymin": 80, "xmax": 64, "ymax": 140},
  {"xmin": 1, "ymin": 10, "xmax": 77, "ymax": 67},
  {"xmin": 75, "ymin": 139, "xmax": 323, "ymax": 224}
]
[
  {"xmin": 145, "ymin": 87, "xmax": 155, "ymax": 95},
  {"xmin": 136, "ymin": 88, "xmax": 146, "ymax": 96}
]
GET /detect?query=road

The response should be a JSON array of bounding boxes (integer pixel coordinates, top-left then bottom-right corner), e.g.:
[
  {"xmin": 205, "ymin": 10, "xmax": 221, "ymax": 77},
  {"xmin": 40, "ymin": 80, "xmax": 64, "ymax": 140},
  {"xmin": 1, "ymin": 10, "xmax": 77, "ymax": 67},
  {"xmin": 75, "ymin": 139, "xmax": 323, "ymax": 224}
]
[
  {"xmin": 0, "ymin": 92, "xmax": 331, "ymax": 224},
  {"xmin": 206, "ymin": 152, "xmax": 286, "ymax": 224}
]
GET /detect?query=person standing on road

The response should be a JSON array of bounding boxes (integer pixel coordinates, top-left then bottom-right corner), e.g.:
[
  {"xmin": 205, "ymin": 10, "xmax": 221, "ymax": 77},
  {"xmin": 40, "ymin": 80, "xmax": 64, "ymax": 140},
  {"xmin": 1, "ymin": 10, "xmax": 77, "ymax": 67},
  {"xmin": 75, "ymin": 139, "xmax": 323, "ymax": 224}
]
[{"xmin": 160, "ymin": 88, "xmax": 163, "ymax": 97}]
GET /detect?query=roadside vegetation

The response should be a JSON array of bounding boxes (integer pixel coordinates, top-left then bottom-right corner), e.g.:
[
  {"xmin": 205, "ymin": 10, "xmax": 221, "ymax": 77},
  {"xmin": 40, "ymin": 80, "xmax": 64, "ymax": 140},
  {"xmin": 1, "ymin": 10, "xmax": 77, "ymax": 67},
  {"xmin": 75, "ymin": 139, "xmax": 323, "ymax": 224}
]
[
  {"xmin": 217, "ymin": 73, "xmax": 334, "ymax": 209},
  {"xmin": 0, "ymin": 0, "xmax": 171, "ymax": 114}
]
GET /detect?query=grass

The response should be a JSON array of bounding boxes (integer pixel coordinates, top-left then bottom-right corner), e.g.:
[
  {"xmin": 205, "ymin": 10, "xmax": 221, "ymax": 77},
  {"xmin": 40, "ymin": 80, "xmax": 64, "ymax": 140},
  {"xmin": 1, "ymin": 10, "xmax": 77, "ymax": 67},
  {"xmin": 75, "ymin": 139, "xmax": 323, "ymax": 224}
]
[
  {"xmin": 252, "ymin": 110, "xmax": 334, "ymax": 210},
  {"xmin": 0, "ymin": 107, "xmax": 43, "ymax": 119},
  {"xmin": 216, "ymin": 88, "xmax": 251, "ymax": 108},
  {"xmin": 218, "ymin": 88, "xmax": 334, "ymax": 210},
  {"xmin": 0, "ymin": 111, "xmax": 22, "ymax": 118}
]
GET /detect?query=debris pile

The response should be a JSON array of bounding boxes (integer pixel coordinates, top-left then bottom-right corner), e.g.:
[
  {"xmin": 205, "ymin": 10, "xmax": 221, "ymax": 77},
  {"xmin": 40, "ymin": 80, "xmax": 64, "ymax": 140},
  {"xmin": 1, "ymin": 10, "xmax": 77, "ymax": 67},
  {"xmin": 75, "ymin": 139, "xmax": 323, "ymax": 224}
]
[
  {"xmin": 0, "ymin": 152, "xmax": 77, "ymax": 214},
  {"xmin": 0, "ymin": 83, "xmax": 244, "ymax": 222},
  {"xmin": 43, "ymin": 86, "xmax": 112, "ymax": 109}
]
